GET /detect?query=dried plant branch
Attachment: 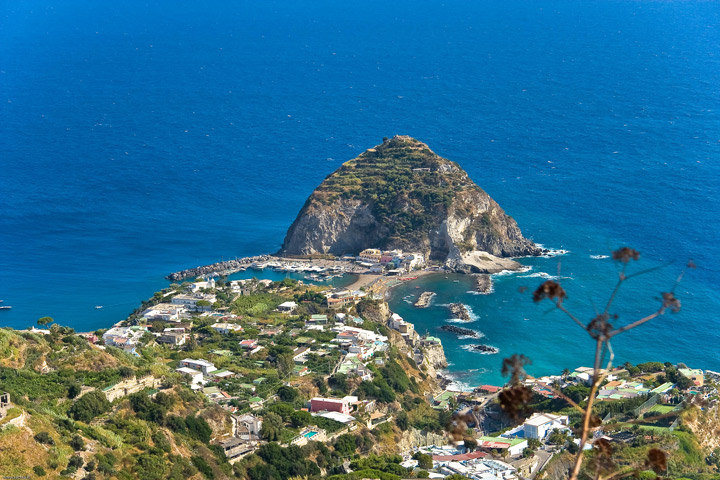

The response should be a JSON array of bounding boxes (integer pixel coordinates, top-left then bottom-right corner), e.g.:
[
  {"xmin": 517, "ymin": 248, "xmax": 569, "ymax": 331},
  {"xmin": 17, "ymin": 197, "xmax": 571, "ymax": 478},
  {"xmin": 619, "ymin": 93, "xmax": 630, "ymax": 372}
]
[
  {"xmin": 544, "ymin": 384, "xmax": 585, "ymax": 415},
  {"xmin": 570, "ymin": 340, "xmax": 615, "ymax": 480},
  {"xmin": 608, "ymin": 310, "xmax": 662, "ymax": 338},
  {"xmin": 526, "ymin": 248, "xmax": 690, "ymax": 479}
]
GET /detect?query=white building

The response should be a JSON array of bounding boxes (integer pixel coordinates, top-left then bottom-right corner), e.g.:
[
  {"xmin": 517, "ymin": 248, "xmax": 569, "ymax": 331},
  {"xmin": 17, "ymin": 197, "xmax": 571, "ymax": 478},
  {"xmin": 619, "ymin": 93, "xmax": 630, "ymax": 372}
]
[
  {"xmin": 389, "ymin": 313, "xmax": 414, "ymax": 334},
  {"xmin": 237, "ymin": 414, "xmax": 263, "ymax": 435},
  {"xmin": 171, "ymin": 293, "xmax": 217, "ymax": 311},
  {"xmin": 142, "ymin": 303, "xmax": 184, "ymax": 322},
  {"xmin": 401, "ymin": 252, "xmax": 426, "ymax": 271},
  {"xmin": 179, "ymin": 358, "xmax": 217, "ymax": 376},
  {"xmin": 102, "ymin": 326, "xmax": 146, "ymax": 353},
  {"xmin": 357, "ymin": 248, "xmax": 382, "ymax": 263},
  {"xmin": 190, "ymin": 277, "xmax": 215, "ymax": 292},
  {"xmin": 211, "ymin": 323, "xmax": 243, "ymax": 335},
  {"xmin": 277, "ymin": 301, "xmax": 298, "ymax": 313},
  {"xmin": 523, "ymin": 412, "xmax": 569, "ymax": 439},
  {"xmin": 176, "ymin": 366, "xmax": 204, "ymax": 387}
]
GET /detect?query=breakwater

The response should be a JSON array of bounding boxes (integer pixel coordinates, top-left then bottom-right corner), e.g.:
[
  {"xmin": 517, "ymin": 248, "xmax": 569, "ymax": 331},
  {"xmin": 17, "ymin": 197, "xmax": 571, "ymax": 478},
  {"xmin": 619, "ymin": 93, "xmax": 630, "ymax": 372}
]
[
  {"xmin": 166, "ymin": 255, "xmax": 272, "ymax": 281},
  {"xmin": 414, "ymin": 291, "xmax": 436, "ymax": 308}
]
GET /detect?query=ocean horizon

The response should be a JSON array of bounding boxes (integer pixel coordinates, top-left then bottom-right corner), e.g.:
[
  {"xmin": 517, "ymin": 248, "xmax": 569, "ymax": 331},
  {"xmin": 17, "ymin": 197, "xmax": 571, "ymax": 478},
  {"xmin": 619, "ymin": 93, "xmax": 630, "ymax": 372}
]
[{"xmin": 2, "ymin": 0, "xmax": 719, "ymax": 386}]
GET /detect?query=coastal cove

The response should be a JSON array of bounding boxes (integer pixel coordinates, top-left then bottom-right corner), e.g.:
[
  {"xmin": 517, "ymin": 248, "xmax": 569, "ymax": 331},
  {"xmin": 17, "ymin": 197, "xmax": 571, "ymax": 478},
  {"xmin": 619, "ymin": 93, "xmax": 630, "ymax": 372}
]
[
  {"xmin": 2, "ymin": 0, "xmax": 719, "ymax": 390},
  {"xmin": 386, "ymin": 244, "xmax": 718, "ymax": 387}
]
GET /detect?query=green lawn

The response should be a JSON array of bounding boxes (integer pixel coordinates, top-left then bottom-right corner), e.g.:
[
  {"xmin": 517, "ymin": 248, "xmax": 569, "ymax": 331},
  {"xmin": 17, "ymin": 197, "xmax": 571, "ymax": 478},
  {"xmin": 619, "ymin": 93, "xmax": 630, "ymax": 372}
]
[
  {"xmin": 638, "ymin": 425, "xmax": 671, "ymax": 433},
  {"xmin": 646, "ymin": 404, "xmax": 675, "ymax": 414}
]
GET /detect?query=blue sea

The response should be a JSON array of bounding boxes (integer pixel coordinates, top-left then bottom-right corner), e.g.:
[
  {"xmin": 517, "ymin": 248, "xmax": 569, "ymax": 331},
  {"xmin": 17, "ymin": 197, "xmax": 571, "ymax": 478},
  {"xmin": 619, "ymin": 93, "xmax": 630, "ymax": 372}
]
[{"xmin": 2, "ymin": 0, "xmax": 719, "ymax": 386}]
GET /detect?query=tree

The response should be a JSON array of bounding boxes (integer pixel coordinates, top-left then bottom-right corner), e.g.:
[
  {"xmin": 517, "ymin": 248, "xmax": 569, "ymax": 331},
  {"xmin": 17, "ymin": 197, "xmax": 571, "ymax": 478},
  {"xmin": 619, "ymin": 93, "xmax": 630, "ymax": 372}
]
[
  {"xmin": 395, "ymin": 410, "xmax": 409, "ymax": 431},
  {"xmin": 276, "ymin": 353, "xmax": 295, "ymax": 378},
  {"xmin": 290, "ymin": 410, "xmax": 311, "ymax": 428},
  {"xmin": 33, "ymin": 432, "xmax": 54, "ymax": 445},
  {"xmin": 185, "ymin": 415, "xmax": 212, "ymax": 443},
  {"xmin": 277, "ymin": 386, "xmax": 299, "ymax": 403},
  {"xmin": 37, "ymin": 316, "xmax": 54, "ymax": 327},
  {"xmin": 69, "ymin": 391, "xmax": 111, "ymax": 423},
  {"xmin": 528, "ymin": 438, "xmax": 542, "ymax": 449},
  {"xmin": 260, "ymin": 412, "xmax": 284, "ymax": 442},
  {"xmin": 69, "ymin": 434, "xmax": 85, "ymax": 451},
  {"xmin": 334, "ymin": 433, "xmax": 358, "ymax": 456},
  {"xmin": 67, "ymin": 383, "xmax": 81, "ymax": 399},
  {"xmin": 412, "ymin": 452, "xmax": 433, "ymax": 470}
]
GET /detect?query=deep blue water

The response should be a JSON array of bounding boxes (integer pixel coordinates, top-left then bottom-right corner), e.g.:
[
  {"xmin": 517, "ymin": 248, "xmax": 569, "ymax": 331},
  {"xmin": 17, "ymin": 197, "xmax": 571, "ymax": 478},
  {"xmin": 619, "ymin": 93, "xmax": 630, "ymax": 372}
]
[{"xmin": 1, "ymin": 0, "xmax": 719, "ymax": 385}]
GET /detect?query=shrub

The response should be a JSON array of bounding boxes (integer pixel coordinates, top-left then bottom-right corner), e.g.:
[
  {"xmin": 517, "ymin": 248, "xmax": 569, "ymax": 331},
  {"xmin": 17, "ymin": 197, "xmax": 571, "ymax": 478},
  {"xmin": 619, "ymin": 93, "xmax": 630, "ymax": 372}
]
[
  {"xmin": 33, "ymin": 431, "xmax": 54, "ymax": 445},
  {"xmin": 69, "ymin": 390, "xmax": 111, "ymax": 423},
  {"xmin": 69, "ymin": 434, "xmax": 85, "ymax": 451},
  {"xmin": 185, "ymin": 415, "xmax": 212, "ymax": 443},
  {"xmin": 191, "ymin": 456, "xmax": 214, "ymax": 479}
]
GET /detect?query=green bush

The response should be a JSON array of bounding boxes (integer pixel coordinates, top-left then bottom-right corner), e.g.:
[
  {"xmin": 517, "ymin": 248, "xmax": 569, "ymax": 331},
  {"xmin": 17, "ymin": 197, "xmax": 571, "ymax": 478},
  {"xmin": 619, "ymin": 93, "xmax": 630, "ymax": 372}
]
[
  {"xmin": 191, "ymin": 456, "xmax": 214, "ymax": 479},
  {"xmin": 33, "ymin": 431, "xmax": 54, "ymax": 445},
  {"xmin": 69, "ymin": 391, "xmax": 111, "ymax": 423}
]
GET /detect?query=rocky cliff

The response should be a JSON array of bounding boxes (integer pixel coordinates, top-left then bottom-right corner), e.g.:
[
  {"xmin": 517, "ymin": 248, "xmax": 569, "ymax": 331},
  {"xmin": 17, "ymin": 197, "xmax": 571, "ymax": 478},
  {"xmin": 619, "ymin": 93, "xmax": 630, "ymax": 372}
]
[{"xmin": 280, "ymin": 136, "xmax": 541, "ymax": 272}]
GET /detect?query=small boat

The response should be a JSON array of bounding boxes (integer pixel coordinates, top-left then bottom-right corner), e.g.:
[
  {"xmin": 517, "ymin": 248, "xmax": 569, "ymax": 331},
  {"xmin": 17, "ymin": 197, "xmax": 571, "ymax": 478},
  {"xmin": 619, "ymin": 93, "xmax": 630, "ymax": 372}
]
[
  {"xmin": 95, "ymin": 305, "xmax": 103, "ymax": 309},
  {"xmin": 0, "ymin": 305, "xmax": 11, "ymax": 310}
]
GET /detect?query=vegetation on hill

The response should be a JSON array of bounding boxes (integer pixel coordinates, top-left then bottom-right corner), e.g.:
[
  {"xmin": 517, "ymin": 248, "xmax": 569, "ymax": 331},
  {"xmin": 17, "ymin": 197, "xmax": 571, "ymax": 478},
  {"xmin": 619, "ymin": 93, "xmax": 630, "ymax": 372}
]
[{"xmin": 282, "ymin": 136, "xmax": 539, "ymax": 259}]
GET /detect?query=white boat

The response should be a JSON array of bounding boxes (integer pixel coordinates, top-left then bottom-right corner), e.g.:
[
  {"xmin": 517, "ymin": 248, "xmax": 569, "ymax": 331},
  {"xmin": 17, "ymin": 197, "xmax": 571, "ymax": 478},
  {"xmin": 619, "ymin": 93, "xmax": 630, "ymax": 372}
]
[{"xmin": 95, "ymin": 305, "xmax": 103, "ymax": 309}]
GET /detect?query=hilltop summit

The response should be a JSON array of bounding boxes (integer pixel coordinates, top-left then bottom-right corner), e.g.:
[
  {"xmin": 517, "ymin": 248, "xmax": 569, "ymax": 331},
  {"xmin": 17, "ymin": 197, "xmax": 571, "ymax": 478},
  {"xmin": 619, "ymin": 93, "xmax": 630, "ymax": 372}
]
[{"xmin": 280, "ymin": 136, "xmax": 541, "ymax": 272}]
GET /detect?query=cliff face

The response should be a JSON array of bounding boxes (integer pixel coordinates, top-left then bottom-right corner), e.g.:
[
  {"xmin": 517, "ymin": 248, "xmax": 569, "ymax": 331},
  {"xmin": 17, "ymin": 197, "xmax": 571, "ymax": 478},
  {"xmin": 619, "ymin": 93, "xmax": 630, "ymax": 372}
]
[{"xmin": 281, "ymin": 136, "xmax": 541, "ymax": 271}]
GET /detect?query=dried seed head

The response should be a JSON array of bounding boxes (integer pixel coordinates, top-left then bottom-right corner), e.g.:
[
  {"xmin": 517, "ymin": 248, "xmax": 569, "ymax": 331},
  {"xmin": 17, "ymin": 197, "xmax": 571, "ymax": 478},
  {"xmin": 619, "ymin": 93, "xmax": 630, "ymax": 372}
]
[
  {"xmin": 501, "ymin": 354, "xmax": 532, "ymax": 385},
  {"xmin": 591, "ymin": 438, "xmax": 616, "ymax": 473},
  {"xmin": 645, "ymin": 448, "xmax": 667, "ymax": 474},
  {"xmin": 612, "ymin": 247, "xmax": 640, "ymax": 263},
  {"xmin": 661, "ymin": 292, "xmax": 681, "ymax": 313},
  {"xmin": 588, "ymin": 314, "xmax": 613, "ymax": 339},
  {"xmin": 533, "ymin": 280, "xmax": 567, "ymax": 304},
  {"xmin": 498, "ymin": 385, "xmax": 533, "ymax": 424}
]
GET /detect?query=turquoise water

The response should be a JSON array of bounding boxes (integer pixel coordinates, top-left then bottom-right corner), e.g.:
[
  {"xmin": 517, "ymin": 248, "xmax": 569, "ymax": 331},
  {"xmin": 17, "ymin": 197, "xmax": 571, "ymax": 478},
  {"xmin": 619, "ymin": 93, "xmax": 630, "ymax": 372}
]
[
  {"xmin": 388, "ymin": 240, "xmax": 716, "ymax": 387},
  {"xmin": 1, "ymin": 0, "xmax": 718, "ymax": 381}
]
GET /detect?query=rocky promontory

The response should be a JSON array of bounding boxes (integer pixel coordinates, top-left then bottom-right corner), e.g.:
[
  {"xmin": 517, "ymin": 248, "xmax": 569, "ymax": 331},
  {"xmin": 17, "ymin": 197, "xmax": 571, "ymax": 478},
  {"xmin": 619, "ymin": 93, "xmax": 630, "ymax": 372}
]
[
  {"xmin": 448, "ymin": 303, "xmax": 472, "ymax": 322},
  {"xmin": 280, "ymin": 136, "xmax": 541, "ymax": 272}
]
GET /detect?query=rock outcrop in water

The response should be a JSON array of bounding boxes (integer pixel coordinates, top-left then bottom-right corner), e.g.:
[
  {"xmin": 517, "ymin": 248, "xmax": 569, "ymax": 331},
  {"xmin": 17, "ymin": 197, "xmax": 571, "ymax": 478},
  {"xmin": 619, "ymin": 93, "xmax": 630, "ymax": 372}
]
[
  {"xmin": 470, "ymin": 344, "xmax": 499, "ymax": 354},
  {"xmin": 280, "ymin": 136, "xmax": 541, "ymax": 272},
  {"xmin": 474, "ymin": 274, "xmax": 493, "ymax": 293},
  {"xmin": 414, "ymin": 291, "xmax": 436, "ymax": 308},
  {"xmin": 448, "ymin": 303, "xmax": 472, "ymax": 322},
  {"xmin": 440, "ymin": 325, "xmax": 478, "ymax": 337}
]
